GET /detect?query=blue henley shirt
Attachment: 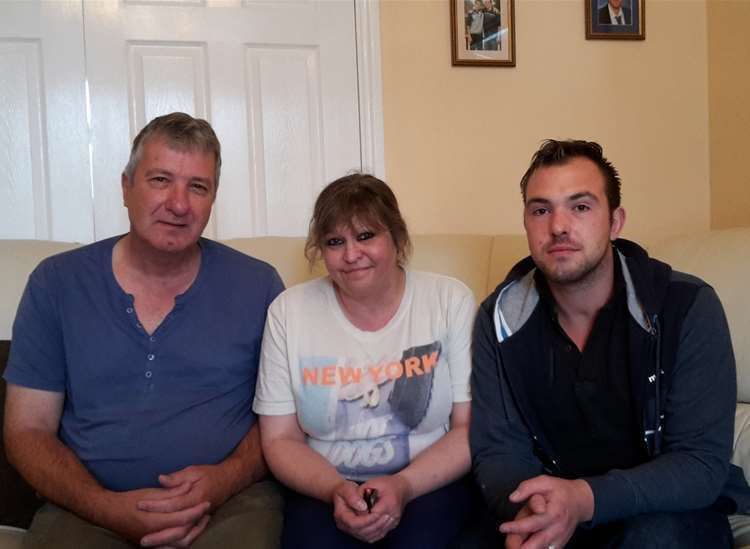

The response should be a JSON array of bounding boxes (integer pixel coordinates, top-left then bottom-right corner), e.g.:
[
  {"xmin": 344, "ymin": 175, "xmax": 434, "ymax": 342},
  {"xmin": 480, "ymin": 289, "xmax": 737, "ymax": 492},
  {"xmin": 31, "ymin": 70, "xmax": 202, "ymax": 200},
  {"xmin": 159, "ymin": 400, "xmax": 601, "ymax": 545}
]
[{"xmin": 4, "ymin": 236, "xmax": 284, "ymax": 491}]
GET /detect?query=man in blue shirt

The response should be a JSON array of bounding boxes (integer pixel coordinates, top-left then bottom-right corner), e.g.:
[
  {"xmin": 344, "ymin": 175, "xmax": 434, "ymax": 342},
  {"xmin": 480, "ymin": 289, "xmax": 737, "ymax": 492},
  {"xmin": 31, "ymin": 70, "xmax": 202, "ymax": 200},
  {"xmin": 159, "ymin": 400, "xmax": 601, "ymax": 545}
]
[{"xmin": 4, "ymin": 113, "xmax": 284, "ymax": 548}]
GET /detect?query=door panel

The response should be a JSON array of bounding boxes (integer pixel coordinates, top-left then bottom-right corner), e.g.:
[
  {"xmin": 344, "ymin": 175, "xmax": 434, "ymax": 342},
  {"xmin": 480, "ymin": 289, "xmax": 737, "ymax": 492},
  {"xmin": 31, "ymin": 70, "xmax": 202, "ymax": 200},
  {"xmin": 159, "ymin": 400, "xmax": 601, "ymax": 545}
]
[
  {"xmin": 0, "ymin": 1, "xmax": 91, "ymax": 242},
  {"xmin": 85, "ymin": 0, "xmax": 361, "ymax": 240},
  {"xmin": 129, "ymin": 42, "xmax": 210, "ymax": 124},
  {"xmin": 245, "ymin": 45, "xmax": 324, "ymax": 236},
  {"xmin": 0, "ymin": 40, "xmax": 44, "ymax": 239}
]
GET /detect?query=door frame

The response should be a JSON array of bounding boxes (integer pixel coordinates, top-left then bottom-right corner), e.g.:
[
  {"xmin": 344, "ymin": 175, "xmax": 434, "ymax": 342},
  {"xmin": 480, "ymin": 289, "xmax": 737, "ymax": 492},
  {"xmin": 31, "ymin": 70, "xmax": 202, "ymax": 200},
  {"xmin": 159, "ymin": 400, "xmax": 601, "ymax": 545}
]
[{"xmin": 355, "ymin": 0, "xmax": 385, "ymax": 179}]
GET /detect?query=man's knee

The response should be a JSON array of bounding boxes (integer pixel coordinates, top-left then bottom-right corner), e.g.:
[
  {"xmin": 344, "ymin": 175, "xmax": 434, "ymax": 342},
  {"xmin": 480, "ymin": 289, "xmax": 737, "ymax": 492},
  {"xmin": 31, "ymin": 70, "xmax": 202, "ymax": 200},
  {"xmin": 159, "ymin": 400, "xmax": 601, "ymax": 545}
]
[
  {"xmin": 192, "ymin": 480, "xmax": 284, "ymax": 549},
  {"xmin": 24, "ymin": 503, "xmax": 133, "ymax": 549},
  {"xmin": 605, "ymin": 509, "xmax": 732, "ymax": 549}
]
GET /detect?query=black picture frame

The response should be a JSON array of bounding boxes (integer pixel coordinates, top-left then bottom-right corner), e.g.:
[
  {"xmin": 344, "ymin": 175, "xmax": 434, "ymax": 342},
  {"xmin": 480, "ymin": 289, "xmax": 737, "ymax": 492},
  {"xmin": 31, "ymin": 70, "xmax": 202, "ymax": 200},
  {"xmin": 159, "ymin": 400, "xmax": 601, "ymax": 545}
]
[{"xmin": 586, "ymin": 0, "xmax": 645, "ymax": 40}]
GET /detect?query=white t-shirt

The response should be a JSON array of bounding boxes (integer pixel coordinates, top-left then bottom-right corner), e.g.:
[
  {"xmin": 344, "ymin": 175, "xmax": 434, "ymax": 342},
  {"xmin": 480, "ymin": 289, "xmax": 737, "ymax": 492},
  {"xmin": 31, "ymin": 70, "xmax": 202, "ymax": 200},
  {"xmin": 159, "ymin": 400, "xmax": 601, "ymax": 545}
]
[{"xmin": 253, "ymin": 270, "xmax": 475, "ymax": 480}]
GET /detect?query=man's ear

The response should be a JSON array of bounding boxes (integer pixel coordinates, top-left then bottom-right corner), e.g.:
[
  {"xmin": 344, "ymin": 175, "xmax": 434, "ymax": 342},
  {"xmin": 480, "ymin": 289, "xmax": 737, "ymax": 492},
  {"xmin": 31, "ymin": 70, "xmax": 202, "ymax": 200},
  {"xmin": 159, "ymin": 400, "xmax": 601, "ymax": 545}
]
[
  {"xmin": 610, "ymin": 207, "xmax": 626, "ymax": 241},
  {"xmin": 121, "ymin": 173, "xmax": 130, "ymax": 207}
]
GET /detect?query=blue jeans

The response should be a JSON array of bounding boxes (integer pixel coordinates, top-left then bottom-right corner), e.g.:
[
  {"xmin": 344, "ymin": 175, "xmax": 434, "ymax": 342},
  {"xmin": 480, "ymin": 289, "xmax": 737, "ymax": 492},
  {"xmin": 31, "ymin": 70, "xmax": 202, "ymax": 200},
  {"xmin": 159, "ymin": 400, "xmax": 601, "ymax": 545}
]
[
  {"xmin": 477, "ymin": 506, "xmax": 732, "ymax": 549},
  {"xmin": 568, "ymin": 508, "xmax": 732, "ymax": 548},
  {"xmin": 281, "ymin": 477, "xmax": 476, "ymax": 549}
]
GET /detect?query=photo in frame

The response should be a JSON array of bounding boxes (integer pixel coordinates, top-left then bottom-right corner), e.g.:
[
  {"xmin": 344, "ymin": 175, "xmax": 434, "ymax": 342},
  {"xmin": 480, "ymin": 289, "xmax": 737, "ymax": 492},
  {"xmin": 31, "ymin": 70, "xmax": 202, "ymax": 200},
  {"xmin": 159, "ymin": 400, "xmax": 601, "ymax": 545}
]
[
  {"xmin": 586, "ymin": 0, "xmax": 645, "ymax": 40},
  {"xmin": 450, "ymin": 0, "xmax": 515, "ymax": 66}
]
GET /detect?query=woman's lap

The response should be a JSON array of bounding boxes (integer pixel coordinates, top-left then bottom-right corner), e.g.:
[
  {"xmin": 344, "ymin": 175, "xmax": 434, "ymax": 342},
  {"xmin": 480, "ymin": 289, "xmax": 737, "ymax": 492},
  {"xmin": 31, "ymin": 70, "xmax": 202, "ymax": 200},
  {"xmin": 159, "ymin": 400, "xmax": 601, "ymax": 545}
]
[{"xmin": 281, "ymin": 477, "xmax": 476, "ymax": 549}]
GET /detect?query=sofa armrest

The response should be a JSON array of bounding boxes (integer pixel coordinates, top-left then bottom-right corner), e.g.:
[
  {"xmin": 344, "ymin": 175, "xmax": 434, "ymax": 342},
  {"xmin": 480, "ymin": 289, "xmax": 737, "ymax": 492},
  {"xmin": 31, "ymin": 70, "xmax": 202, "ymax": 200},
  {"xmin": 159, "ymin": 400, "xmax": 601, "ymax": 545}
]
[
  {"xmin": 0, "ymin": 341, "xmax": 43, "ymax": 528},
  {"xmin": 0, "ymin": 526, "xmax": 24, "ymax": 549},
  {"xmin": 734, "ymin": 403, "xmax": 750, "ymax": 481}
]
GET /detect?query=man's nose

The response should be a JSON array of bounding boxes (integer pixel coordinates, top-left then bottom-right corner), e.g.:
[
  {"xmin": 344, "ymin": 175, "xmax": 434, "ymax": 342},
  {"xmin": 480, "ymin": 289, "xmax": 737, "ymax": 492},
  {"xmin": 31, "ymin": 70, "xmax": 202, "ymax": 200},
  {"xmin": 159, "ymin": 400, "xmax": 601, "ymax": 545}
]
[
  {"xmin": 165, "ymin": 184, "xmax": 189, "ymax": 216},
  {"xmin": 550, "ymin": 209, "xmax": 569, "ymax": 236}
]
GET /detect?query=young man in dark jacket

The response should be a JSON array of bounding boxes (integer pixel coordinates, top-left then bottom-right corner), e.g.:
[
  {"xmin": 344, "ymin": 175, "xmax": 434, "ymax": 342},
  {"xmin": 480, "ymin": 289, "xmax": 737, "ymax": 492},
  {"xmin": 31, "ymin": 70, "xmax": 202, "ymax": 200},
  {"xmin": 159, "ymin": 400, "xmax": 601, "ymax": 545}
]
[{"xmin": 470, "ymin": 139, "xmax": 744, "ymax": 548}]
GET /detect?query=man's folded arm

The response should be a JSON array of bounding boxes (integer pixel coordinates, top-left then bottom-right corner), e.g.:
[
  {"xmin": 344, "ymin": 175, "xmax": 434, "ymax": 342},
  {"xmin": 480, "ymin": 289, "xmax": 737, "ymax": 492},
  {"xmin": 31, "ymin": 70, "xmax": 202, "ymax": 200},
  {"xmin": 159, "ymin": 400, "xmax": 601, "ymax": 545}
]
[
  {"xmin": 218, "ymin": 419, "xmax": 268, "ymax": 490},
  {"xmin": 470, "ymin": 302, "xmax": 543, "ymax": 523},
  {"xmin": 4, "ymin": 384, "xmax": 106, "ymax": 515},
  {"xmin": 150, "ymin": 419, "xmax": 268, "ymax": 513},
  {"xmin": 584, "ymin": 286, "xmax": 736, "ymax": 525},
  {"xmin": 4, "ymin": 383, "xmax": 210, "ymax": 544}
]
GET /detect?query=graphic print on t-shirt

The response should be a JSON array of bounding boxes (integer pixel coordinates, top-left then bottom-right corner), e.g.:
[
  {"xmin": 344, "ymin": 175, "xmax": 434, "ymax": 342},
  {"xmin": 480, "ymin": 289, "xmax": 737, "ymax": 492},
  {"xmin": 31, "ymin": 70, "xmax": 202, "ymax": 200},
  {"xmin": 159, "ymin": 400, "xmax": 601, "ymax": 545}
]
[{"xmin": 299, "ymin": 341, "xmax": 442, "ymax": 477}]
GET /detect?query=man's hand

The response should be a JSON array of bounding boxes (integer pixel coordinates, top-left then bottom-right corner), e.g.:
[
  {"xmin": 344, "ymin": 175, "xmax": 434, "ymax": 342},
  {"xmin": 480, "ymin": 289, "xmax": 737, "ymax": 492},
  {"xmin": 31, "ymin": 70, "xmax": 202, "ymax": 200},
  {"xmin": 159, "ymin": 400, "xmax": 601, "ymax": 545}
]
[
  {"xmin": 134, "ymin": 464, "xmax": 235, "ymax": 546},
  {"xmin": 98, "ymin": 485, "xmax": 211, "ymax": 547},
  {"xmin": 142, "ymin": 514, "xmax": 211, "ymax": 548},
  {"xmin": 499, "ymin": 476, "xmax": 594, "ymax": 549},
  {"xmin": 143, "ymin": 464, "xmax": 234, "ymax": 511},
  {"xmin": 505, "ymin": 494, "xmax": 546, "ymax": 549},
  {"xmin": 330, "ymin": 480, "xmax": 393, "ymax": 543}
]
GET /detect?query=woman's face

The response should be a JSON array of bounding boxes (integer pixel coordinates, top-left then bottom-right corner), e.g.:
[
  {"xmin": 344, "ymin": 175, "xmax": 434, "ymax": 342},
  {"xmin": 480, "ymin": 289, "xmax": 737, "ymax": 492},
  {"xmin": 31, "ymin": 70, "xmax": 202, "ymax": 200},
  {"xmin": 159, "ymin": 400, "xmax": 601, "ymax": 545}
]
[{"xmin": 321, "ymin": 219, "xmax": 400, "ymax": 301}]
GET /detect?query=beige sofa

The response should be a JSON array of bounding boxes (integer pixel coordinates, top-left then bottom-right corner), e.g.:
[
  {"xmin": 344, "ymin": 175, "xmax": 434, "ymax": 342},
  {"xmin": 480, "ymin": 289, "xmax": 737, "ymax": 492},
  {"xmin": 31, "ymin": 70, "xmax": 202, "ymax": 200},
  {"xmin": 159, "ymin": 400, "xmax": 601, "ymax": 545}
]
[{"xmin": 1, "ymin": 229, "xmax": 748, "ymax": 547}]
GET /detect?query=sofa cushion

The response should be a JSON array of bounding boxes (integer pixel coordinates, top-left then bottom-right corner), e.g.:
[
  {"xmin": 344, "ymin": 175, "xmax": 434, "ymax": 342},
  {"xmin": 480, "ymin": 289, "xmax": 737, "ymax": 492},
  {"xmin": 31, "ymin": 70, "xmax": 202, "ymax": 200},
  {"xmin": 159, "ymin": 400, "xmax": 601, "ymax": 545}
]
[
  {"xmin": 0, "ymin": 340, "xmax": 43, "ymax": 528},
  {"xmin": 650, "ymin": 228, "xmax": 750, "ymax": 403},
  {"xmin": 223, "ymin": 237, "xmax": 324, "ymax": 289},
  {"xmin": 0, "ymin": 240, "xmax": 80, "ymax": 339},
  {"xmin": 487, "ymin": 235, "xmax": 532, "ymax": 297},
  {"xmin": 410, "ymin": 235, "xmax": 495, "ymax": 302}
]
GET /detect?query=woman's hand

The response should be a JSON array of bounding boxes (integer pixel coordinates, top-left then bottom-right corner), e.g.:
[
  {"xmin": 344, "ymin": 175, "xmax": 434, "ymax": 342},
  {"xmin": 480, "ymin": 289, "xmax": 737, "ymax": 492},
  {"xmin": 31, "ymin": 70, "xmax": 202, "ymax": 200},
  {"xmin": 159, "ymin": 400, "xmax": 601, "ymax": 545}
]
[
  {"xmin": 331, "ymin": 480, "xmax": 393, "ymax": 543},
  {"xmin": 352, "ymin": 474, "xmax": 412, "ymax": 541}
]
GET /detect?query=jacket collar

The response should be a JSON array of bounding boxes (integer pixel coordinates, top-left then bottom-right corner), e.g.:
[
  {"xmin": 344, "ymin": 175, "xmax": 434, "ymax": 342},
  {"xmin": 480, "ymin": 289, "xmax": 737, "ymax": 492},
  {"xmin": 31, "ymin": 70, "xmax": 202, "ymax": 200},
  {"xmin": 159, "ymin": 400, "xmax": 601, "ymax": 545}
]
[{"xmin": 493, "ymin": 239, "xmax": 672, "ymax": 343}]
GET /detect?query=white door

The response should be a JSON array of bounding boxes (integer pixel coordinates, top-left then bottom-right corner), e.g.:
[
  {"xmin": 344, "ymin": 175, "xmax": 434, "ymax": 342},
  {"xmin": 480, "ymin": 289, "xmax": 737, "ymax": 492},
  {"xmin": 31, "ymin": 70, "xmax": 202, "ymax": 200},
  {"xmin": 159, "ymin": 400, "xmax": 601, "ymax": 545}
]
[
  {"xmin": 0, "ymin": 0, "xmax": 92, "ymax": 242},
  {"xmin": 84, "ymin": 0, "xmax": 363, "ymax": 240},
  {"xmin": 0, "ymin": 0, "xmax": 382, "ymax": 242}
]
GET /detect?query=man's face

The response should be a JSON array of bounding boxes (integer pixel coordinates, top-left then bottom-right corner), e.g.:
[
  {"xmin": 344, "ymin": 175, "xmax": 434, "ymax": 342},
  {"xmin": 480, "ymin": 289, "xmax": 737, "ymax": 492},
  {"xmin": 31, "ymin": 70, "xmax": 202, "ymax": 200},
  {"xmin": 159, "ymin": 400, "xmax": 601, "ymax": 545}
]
[
  {"xmin": 122, "ymin": 136, "xmax": 216, "ymax": 254},
  {"xmin": 523, "ymin": 157, "xmax": 624, "ymax": 286},
  {"xmin": 483, "ymin": 0, "xmax": 492, "ymax": 10},
  {"xmin": 609, "ymin": 0, "xmax": 623, "ymax": 10}
]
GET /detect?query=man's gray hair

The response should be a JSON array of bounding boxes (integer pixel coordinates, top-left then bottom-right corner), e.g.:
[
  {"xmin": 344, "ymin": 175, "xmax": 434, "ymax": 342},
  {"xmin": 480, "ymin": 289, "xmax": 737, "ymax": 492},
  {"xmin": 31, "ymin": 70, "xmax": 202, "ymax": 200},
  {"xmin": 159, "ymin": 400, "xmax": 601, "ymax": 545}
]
[{"xmin": 123, "ymin": 112, "xmax": 222, "ymax": 187}]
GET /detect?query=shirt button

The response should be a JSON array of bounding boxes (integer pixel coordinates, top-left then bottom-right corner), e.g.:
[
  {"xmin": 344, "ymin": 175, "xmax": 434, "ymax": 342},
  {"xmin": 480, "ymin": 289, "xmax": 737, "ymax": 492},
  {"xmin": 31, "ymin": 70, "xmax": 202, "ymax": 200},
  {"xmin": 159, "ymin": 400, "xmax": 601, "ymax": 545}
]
[
  {"xmin": 149, "ymin": 336, "xmax": 156, "ymax": 342},
  {"xmin": 126, "ymin": 307, "xmax": 134, "ymax": 314},
  {"xmin": 136, "ymin": 323, "xmax": 143, "ymax": 329},
  {"xmin": 147, "ymin": 354, "xmax": 155, "ymax": 361},
  {"xmin": 566, "ymin": 344, "xmax": 573, "ymax": 352},
  {"xmin": 145, "ymin": 371, "xmax": 153, "ymax": 378}
]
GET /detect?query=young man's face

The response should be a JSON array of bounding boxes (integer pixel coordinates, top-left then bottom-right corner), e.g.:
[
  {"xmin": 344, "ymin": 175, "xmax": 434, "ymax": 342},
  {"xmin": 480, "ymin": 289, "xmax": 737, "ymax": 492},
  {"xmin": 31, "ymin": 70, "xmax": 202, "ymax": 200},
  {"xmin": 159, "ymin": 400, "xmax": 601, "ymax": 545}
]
[
  {"xmin": 523, "ymin": 157, "xmax": 624, "ymax": 286},
  {"xmin": 609, "ymin": 0, "xmax": 624, "ymax": 11},
  {"xmin": 122, "ymin": 136, "xmax": 216, "ymax": 255}
]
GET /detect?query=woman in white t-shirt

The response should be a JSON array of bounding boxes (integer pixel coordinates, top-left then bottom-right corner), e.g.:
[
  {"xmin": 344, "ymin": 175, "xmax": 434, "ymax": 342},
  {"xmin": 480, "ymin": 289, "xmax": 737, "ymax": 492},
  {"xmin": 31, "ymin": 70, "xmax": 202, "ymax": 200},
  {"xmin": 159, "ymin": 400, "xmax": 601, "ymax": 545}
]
[{"xmin": 254, "ymin": 174, "xmax": 477, "ymax": 548}]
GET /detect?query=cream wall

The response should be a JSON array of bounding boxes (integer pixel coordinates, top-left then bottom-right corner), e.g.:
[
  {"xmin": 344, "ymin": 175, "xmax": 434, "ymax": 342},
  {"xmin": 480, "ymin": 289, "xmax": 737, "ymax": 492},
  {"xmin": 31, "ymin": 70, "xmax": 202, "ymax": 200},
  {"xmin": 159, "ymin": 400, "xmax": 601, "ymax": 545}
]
[
  {"xmin": 380, "ymin": 0, "xmax": 710, "ymax": 245},
  {"xmin": 708, "ymin": 0, "xmax": 750, "ymax": 230}
]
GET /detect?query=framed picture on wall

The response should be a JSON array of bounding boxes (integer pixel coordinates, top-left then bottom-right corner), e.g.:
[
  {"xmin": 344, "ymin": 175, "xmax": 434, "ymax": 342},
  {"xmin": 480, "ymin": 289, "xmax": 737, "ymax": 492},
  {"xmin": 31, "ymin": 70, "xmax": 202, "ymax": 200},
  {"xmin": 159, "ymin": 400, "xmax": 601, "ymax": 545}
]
[
  {"xmin": 450, "ymin": 0, "xmax": 515, "ymax": 66},
  {"xmin": 586, "ymin": 0, "xmax": 645, "ymax": 40}
]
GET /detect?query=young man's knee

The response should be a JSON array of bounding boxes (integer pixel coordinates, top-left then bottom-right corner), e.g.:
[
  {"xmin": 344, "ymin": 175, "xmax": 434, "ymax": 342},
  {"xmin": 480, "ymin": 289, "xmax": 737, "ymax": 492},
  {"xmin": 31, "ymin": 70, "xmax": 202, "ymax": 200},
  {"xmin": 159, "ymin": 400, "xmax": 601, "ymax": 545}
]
[{"xmin": 614, "ymin": 509, "xmax": 732, "ymax": 548}]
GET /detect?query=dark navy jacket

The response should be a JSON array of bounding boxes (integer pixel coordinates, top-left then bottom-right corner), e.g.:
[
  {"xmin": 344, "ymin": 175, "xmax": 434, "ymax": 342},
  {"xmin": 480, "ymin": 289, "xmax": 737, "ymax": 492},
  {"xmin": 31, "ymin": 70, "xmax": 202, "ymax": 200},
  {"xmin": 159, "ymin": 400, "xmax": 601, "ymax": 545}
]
[{"xmin": 470, "ymin": 239, "xmax": 746, "ymax": 525}]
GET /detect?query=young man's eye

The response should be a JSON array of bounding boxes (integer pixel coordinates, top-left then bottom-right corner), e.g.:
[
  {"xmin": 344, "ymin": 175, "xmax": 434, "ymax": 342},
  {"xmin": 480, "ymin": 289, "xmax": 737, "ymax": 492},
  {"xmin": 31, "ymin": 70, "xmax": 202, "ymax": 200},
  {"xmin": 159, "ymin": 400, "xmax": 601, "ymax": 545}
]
[
  {"xmin": 531, "ymin": 208, "xmax": 548, "ymax": 216},
  {"xmin": 574, "ymin": 204, "xmax": 590, "ymax": 212},
  {"xmin": 356, "ymin": 231, "xmax": 375, "ymax": 241}
]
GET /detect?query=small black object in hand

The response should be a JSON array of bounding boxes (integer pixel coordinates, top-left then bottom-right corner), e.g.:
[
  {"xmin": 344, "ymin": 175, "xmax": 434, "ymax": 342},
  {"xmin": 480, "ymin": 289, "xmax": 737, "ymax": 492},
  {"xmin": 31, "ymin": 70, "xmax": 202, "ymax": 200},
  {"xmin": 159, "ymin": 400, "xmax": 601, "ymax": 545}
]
[{"xmin": 363, "ymin": 488, "xmax": 378, "ymax": 513}]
